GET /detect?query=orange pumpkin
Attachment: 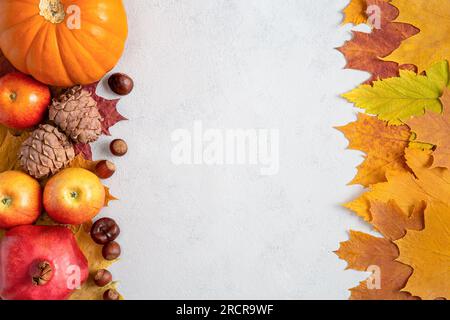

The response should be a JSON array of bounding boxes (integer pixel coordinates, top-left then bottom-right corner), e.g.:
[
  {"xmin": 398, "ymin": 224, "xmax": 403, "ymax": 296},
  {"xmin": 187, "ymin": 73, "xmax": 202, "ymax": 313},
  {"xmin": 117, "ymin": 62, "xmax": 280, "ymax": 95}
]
[{"xmin": 0, "ymin": 0, "xmax": 128, "ymax": 86}]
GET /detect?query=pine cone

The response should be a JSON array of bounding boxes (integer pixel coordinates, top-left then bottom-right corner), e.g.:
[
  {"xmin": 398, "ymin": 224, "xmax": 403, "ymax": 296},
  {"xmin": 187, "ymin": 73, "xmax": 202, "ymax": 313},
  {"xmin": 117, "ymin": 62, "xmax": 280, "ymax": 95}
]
[
  {"xmin": 19, "ymin": 124, "xmax": 75, "ymax": 179},
  {"xmin": 49, "ymin": 85, "xmax": 103, "ymax": 144}
]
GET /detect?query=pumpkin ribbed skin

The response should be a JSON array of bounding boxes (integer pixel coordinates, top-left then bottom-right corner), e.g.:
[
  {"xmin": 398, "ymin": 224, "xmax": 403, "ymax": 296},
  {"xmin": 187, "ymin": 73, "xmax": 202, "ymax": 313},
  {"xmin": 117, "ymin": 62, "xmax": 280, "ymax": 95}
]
[{"xmin": 0, "ymin": 0, "xmax": 128, "ymax": 86}]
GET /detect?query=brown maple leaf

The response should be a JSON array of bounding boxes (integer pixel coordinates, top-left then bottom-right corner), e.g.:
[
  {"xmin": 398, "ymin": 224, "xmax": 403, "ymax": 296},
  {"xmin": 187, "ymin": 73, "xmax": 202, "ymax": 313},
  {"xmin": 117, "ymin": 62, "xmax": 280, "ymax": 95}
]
[
  {"xmin": 336, "ymin": 200, "xmax": 423, "ymax": 300},
  {"xmin": 338, "ymin": 0, "xmax": 418, "ymax": 83},
  {"xmin": 407, "ymin": 88, "xmax": 450, "ymax": 169},
  {"xmin": 84, "ymin": 82, "xmax": 127, "ymax": 135}
]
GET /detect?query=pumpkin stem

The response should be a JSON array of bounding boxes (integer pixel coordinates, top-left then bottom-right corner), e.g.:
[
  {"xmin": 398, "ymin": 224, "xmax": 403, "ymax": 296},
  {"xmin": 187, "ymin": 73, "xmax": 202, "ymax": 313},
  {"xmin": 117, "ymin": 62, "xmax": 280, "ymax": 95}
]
[{"xmin": 39, "ymin": 0, "xmax": 66, "ymax": 24}]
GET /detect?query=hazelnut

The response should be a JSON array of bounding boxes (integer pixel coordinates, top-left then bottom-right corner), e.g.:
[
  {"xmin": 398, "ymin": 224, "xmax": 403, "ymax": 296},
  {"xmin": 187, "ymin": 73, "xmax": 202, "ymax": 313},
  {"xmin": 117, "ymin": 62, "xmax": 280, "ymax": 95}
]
[
  {"xmin": 91, "ymin": 218, "xmax": 121, "ymax": 245},
  {"xmin": 95, "ymin": 160, "xmax": 116, "ymax": 179},
  {"xmin": 102, "ymin": 241, "xmax": 121, "ymax": 260},
  {"xmin": 94, "ymin": 269, "xmax": 113, "ymax": 287},
  {"xmin": 103, "ymin": 289, "xmax": 120, "ymax": 300},
  {"xmin": 108, "ymin": 73, "xmax": 134, "ymax": 96},
  {"xmin": 110, "ymin": 139, "xmax": 128, "ymax": 157}
]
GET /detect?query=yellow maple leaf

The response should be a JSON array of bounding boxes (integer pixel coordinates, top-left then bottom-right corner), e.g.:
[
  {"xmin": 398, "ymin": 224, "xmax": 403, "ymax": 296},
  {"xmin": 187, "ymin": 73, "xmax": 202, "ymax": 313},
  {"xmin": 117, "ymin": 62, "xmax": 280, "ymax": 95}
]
[
  {"xmin": 342, "ymin": 0, "xmax": 367, "ymax": 25},
  {"xmin": 396, "ymin": 201, "xmax": 450, "ymax": 300},
  {"xmin": 69, "ymin": 154, "xmax": 99, "ymax": 172},
  {"xmin": 386, "ymin": 0, "xmax": 450, "ymax": 72},
  {"xmin": 342, "ymin": 0, "xmax": 390, "ymax": 26},
  {"xmin": 337, "ymin": 113, "xmax": 410, "ymax": 187},
  {"xmin": 407, "ymin": 88, "xmax": 450, "ymax": 168},
  {"xmin": 346, "ymin": 147, "xmax": 449, "ymax": 220},
  {"xmin": 0, "ymin": 125, "xmax": 30, "ymax": 173}
]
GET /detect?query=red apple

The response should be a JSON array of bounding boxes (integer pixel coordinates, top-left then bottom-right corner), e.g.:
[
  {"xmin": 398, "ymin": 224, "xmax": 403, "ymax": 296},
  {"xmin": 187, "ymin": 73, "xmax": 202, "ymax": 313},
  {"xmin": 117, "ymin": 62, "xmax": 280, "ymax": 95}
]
[
  {"xmin": 0, "ymin": 72, "xmax": 50, "ymax": 129},
  {"xmin": 0, "ymin": 225, "xmax": 88, "ymax": 300}
]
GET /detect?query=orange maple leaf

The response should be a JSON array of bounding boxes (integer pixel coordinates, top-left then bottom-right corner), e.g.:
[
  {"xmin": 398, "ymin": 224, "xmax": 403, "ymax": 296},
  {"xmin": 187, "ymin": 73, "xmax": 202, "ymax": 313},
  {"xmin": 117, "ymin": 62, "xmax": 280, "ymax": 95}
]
[
  {"xmin": 338, "ymin": 0, "xmax": 418, "ymax": 84},
  {"xmin": 346, "ymin": 147, "xmax": 450, "ymax": 221},
  {"xmin": 407, "ymin": 88, "xmax": 450, "ymax": 169},
  {"xmin": 396, "ymin": 201, "xmax": 450, "ymax": 300},
  {"xmin": 337, "ymin": 113, "xmax": 411, "ymax": 188}
]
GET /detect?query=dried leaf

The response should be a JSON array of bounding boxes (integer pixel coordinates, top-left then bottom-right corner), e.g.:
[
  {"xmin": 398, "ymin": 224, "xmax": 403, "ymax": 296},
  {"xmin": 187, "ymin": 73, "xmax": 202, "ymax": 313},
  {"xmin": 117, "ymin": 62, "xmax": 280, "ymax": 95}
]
[
  {"xmin": 338, "ymin": 0, "xmax": 418, "ymax": 84},
  {"xmin": 386, "ymin": 0, "xmax": 450, "ymax": 72},
  {"xmin": 69, "ymin": 154, "xmax": 99, "ymax": 172},
  {"xmin": 396, "ymin": 201, "xmax": 450, "ymax": 300},
  {"xmin": 104, "ymin": 187, "xmax": 118, "ymax": 207},
  {"xmin": 84, "ymin": 82, "xmax": 127, "ymax": 136},
  {"xmin": 343, "ymin": 61, "xmax": 448, "ymax": 124},
  {"xmin": 346, "ymin": 147, "xmax": 450, "ymax": 220},
  {"xmin": 407, "ymin": 88, "xmax": 450, "ymax": 168},
  {"xmin": 74, "ymin": 143, "xmax": 93, "ymax": 161},
  {"xmin": 370, "ymin": 200, "xmax": 424, "ymax": 241},
  {"xmin": 342, "ymin": 0, "xmax": 368, "ymax": 25},
  {"xmin": 70, "ymin": 281, "xmax": 121, "ymax": 300},
  {"xmin": 336, "ymin": 230, "xmax": 417, "ymax": 300},
  {"xmin": 0, "ymin": 125, "xmax": 30, "ymax": 173},
  {"xmin": 337, "ymin": 113, "xmax": 410, "ymax": 188}
]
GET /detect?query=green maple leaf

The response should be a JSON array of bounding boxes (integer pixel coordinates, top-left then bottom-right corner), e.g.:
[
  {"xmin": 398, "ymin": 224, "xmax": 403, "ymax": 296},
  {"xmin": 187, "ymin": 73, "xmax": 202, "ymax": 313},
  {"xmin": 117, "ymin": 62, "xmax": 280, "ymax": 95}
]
[{"xmin": 342, "ymin": 60, "xmax": 449, "ymax": 124}]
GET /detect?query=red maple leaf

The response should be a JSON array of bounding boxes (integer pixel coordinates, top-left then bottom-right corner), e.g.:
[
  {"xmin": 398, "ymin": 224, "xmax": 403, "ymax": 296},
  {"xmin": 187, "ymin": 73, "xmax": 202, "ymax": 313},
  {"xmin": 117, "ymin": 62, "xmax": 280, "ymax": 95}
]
[
  {"xmin": 84, "ymin": 82, "xmax": 127, "ymax": 135},
  {"xmin": 338, "ymin": 0, "xmax": 418, "ymax": 83},
  {"xmin": 74, "ymin": 143, "xmax": 93, "ymax": 160}
]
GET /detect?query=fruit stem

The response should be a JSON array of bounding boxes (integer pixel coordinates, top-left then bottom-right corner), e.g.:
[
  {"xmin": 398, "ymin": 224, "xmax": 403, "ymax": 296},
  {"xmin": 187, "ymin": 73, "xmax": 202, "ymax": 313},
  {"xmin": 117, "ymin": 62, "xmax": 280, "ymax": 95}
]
[
  {"xmin": 30, "ymin": 261, "xmax": 53, "ymax": 286},
  {"xmin": 8, "ymin": 92, "xmax": 16, "ymax": 101},
  {"xmin": 1, "ymin": 197, "xmax": 12, "ymax": 207}
]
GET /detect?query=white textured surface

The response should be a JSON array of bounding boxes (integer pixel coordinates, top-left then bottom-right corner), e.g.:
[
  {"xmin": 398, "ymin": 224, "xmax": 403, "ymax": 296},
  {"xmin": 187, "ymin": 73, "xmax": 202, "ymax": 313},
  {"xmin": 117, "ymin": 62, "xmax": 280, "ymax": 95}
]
[{"xmin": 92, "ymin": 0, "xmax": 373, "ymax": 299}]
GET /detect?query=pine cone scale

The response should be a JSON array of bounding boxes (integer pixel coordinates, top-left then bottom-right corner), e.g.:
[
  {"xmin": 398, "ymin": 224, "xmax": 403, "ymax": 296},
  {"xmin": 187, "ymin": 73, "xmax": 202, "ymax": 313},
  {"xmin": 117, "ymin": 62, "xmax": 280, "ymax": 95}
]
[{"xmin": 19, "ymin": 124, "xmax": 75, "ymax": 179}]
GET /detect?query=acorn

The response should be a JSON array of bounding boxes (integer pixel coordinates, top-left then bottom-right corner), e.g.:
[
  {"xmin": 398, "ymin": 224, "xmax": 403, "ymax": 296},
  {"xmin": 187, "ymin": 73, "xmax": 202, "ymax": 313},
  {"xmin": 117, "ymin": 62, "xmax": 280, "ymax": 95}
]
[{"xmin": 95, "ymin": 160, "xmax": 116, "ymax": 179}]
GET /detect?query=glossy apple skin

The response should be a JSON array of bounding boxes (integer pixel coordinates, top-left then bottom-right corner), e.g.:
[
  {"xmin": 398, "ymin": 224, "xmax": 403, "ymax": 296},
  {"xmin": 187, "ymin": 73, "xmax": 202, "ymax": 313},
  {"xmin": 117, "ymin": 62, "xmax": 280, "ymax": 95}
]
[
  {"xmin": 44, "ymin": 168, "xmax": 106, "ymax": 225},
  {"xmin": 0, "ymin": 72, "xmax": 50, "ymax": 129},
  {"xmin": 0, "ymin": 171, "xmax": 41, "ymax": 229},
  {"xmin": 0, "ymin": 225, "xmax": 88, "ymax": 300}
]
